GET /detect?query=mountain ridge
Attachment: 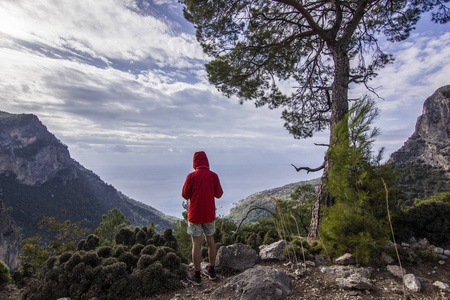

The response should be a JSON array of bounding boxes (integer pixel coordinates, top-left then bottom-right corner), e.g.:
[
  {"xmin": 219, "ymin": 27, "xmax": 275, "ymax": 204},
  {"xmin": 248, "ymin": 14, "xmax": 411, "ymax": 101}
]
[{"xmin": 0, "ymin": 111, "xmax": 178, "ymax": 238}]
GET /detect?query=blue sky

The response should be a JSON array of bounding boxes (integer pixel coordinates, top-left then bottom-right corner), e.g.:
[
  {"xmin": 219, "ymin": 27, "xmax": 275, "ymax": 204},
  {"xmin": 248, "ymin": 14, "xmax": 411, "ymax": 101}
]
[{"xmin": 1, "ymin": 0, "xmax": 449, "ymax": 218}]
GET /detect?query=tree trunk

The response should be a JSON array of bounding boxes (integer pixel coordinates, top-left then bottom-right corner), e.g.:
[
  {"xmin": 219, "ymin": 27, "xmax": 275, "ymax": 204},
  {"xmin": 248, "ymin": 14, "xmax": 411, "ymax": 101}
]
[{"xmin": 307, "ymin": 46, "xmax": 349, "ymax": 240}]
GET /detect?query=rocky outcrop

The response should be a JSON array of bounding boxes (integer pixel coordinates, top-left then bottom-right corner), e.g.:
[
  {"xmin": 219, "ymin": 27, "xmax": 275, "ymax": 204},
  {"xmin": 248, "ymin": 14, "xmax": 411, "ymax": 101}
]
[
  {"xmin": 0, "ymin": 199, "xmax": 20, "ymax": 270},
  {"xmin": 0, "ymin": 112, "xmax": 73, "ymax": 186},
  {"xmin": 215, "ymin": 243, "xmax": 259, "ymax": 272},
  {"xmin": 389, "ymin": 85, "xmax": 450, "ymax": 175},
  {"xmin": 212, "ymin": 265, "xmax": 291, "ymax": 300}
]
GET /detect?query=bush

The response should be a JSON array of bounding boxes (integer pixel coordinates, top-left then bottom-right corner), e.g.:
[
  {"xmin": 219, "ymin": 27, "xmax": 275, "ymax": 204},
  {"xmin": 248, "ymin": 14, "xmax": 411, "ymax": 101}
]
[
  {"xmin": 130, "ymin": 244, "xmax": 145, "ymax": 256},
  {"xmin": 0, "ymin": 260, "xmax": 11, "ymax": 287},
  {"xmin": 97, "ymin": 246, "xmax": 113, "ymax": 258},
  {"xmin": 394, "ymin": 200, "xmax": 450, "ymax": 246}
]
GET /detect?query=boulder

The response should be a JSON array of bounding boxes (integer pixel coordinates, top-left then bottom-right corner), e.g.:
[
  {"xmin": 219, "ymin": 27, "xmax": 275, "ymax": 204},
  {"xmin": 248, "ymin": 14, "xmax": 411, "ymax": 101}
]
[
  {"xmin": 336, "ymin": 273, "xmax": 372, "ymax": 290},
  {"xmin": 433, "ymin": 281, "xmax": 450, "ymax": 292},
  {"xmin": 259, "ymin": 240, "xmax": 287, "ymax": 260},
  {"xmin": 212, "ymin": 265, "xmax": 291, "ymax": 300},
  {"xmin": 434, "ymin": 247, "xmax": 444, "ymax": 255},
  {"xmin": 404, "ymin": 273, "xmax": 422, "ymax": 292},
  {"xmin": 444, "ymin": 250, "xmax": 450, "ymax": 257},
  {"xmin": 335, "ymin": 253, "xmax": 356, "ymax": 265},
  {"xmin": 387, "ymin": 265, "xmax": 406, "ymax": 278},
  {"xmin": 215, "ymin": 243, "xmax": 259, "ymax": 272},
  {"xmin": 417, "ymin": 238, "xmax": 430, "ymax": 247},
  {"xmin": 380, "ymin": 252, "xmax": 395, "ymax": 265}
]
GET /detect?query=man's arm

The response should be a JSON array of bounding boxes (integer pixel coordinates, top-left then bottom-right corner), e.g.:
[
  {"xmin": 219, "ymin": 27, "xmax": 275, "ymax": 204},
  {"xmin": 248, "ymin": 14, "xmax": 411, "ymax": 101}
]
[{"xmin": 182, "ymin": 174, "xmax": 192, "ymax": 200}]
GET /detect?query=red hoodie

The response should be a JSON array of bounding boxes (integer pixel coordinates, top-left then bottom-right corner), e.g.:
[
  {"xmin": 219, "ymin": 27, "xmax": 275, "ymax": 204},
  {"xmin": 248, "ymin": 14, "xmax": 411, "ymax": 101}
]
[{"xmin": 182, "ymin": 151, "xmax": 223, "ymax": 223}]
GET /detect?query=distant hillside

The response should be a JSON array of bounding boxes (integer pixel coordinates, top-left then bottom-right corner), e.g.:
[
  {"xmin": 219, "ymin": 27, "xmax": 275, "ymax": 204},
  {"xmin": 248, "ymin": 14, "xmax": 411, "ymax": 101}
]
[
  {"xmin": 389, "ymin": 85, "xmax": 450, "ymax": 205},
  {"xmin": 0, "ymin": 111, "xmax": 178, "ymax": 238},
  {"xmin": 226, "ymin": 178, "xmax": 320, "ymax": 224}
]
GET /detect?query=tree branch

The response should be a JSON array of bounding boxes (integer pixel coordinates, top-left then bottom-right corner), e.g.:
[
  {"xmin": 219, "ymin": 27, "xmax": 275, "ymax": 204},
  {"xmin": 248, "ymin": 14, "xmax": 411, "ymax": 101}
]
[{"xmin": 291, "ymin": 162, "xmax": 325, "ymax": 173}]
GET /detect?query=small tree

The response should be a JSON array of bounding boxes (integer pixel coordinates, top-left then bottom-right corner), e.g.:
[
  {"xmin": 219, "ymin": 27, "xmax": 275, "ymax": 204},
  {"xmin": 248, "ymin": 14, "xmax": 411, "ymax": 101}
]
[
  {"xmin": 94, "ymin": 208, "xmax": 130, "ymax": 246},
  {"xmin": 0, "ymin": 260, "xmax": 11, "ymax": 287},
  {"xmin": 320, "ymin": 97, "xmax": 396, "ymax": 264}
]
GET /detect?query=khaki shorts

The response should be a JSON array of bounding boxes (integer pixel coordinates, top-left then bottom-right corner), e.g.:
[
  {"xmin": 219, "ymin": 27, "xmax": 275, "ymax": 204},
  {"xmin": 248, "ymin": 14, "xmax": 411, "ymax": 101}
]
[{"xmin": 187, "ymin": 220, "xmax": 215, "ymax": 236}]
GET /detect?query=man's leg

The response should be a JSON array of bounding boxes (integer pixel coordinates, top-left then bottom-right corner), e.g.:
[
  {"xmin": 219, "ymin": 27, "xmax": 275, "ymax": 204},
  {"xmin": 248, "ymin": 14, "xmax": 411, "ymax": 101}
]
[
  {"xmin": 191, "ymin": 235, "xmax": 202, "ymax": 272},
  {"xmin": 205, "ymin": 234, "xmax": 216, "ymax": 267}
]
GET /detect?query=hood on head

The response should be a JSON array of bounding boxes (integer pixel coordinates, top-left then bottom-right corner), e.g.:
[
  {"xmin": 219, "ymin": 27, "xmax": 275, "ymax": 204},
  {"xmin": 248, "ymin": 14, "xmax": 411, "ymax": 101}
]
[{"xmin": 193, "ymin": 151, "xmax": 209, "ymax": 169}]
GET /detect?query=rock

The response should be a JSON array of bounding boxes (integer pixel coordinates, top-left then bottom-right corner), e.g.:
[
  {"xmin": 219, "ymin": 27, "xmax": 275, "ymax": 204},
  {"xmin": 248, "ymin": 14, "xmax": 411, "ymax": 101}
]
[
  {"xmin": 383, "ymin": 241, "xmax": 396, "ymax": 249},
  {"xmin": 336, "ymin": 273, "xmax": 372, "ymax": 290},
  {"xmin": 259, "ymin": 240, "xmax": 287, "ymax": 260},
  {"xmin": 401, "ymin": 242, "xmax": 410, "ymax": 248},
  {"xmin": 215, "ymin": 243, "xmax": 259, "ymax": 272},
  {"xmin": 389, "ymin": 85, "xmax": 450, "ymax": 176},
  {"xmin": 212, "ymin": 265, "xmax": 291, "ymax": 300},
  {"xmin": 435, "ymin": 247, "xmax": 444, "ymax": 255},
  {"xmin": 444, "ymin": 250, "xmax": 450, "ymax": 256},
  {"xmin": 418, "ymin": 238, "xmax": 430, "ymax": 247},
  {"xmin": 387, "ymin": 265, "xmax": 406, "ymax": 278},
  {"xmin": 0, "ymin": 199, "xmax": 20, "ymax": 270},
  {"xmin": 404, "ymin": 273, "xmax": 422, "ymax": 292},
  {"xmin": 438, "ymin": 260, "xmax": 446, "ymax": 265},
  {"xmin": 320, "ymin": 265, "xmax": 373, "ymax": 279},
  {"xmin": 433, "ymin": 281, "xmax": 450, "ymax": 292},
  {"xmin": 335, "ymin": 253, "xmax": 356, "ymax": 265},
  {"xmin": 380, "ymin": 252, "xmax": 395, "ymax": 265},
  {"xmin": 314, "ymin": 255, "xmax": 328, "ymax": 266}
]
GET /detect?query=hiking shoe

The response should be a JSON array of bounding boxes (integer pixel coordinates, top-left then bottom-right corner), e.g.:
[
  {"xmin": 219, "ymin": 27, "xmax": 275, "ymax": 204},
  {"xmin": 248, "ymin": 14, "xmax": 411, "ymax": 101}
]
[
  {"xmin": 203, "ymin": 269, "xmax": 217, "ymax": 281},
  {"xmin": 186, "ymin": 272, "xmax": 202, "ymax": 285}
]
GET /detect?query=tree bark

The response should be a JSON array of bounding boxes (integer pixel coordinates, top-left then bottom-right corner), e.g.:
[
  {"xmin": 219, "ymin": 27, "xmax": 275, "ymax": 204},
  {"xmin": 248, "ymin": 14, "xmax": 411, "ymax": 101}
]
[{"xmin": 307, "ymin": 46, "xmax": 349, "ymax": 239}]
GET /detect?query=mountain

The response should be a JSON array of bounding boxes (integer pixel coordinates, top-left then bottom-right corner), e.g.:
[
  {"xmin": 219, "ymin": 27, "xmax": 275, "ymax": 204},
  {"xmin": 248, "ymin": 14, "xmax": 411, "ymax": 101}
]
[
  {"xmin": 389, "ymin": 85, "xmax": 450, "ymax": 174},
  {"xmin": 389, "ymin": 85, "xmax": 450, "ymax": 204},
  {"xmin": 0, "ymin": 111, "xmax": 178, "ymax": 239},
  {"xmin": 226, "ymin": 178, "xmax": 320, "ymax": 224}
]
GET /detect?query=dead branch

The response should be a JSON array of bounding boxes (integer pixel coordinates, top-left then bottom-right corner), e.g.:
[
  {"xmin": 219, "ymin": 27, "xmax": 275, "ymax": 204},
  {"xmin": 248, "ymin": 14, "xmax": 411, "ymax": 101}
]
[
  {"xmin": 314, "ymin": 143, "xmax": 329, "ymax": 147},
  {"xmin": 291, "ymin": 162, "xmax": 325, "ymax": 173}
]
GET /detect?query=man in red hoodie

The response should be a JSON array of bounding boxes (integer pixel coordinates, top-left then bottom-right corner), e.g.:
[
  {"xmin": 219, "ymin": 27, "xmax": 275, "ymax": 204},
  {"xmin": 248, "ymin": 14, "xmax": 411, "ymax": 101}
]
[{"xmin": 182, "ymin": 151, "xmax": 223, "ymax": 285}]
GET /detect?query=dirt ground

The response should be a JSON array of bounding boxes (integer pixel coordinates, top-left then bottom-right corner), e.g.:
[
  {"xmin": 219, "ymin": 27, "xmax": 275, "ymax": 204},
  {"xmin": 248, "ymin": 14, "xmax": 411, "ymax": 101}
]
[{"xmin": 1, "ymin": 260, "xmax": 448, "ymax": 300}]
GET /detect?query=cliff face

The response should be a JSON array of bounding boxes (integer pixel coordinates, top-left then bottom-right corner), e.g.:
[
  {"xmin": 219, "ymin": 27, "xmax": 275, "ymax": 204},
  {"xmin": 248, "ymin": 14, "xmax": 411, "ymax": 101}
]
[
  {"xmin": 0, "ymin": 112, "xmax": 74, "ymax": 185},
  {"xmin": 0, "ymin": 198, "xmax": 20, "ymax": 270},
  {"xmin": 0, "ymin": 111, "xmax": 178, "ymax": 239},
  {"xmin": 389, "ymin": 85, "xmax": 450, "ymax": 175}
]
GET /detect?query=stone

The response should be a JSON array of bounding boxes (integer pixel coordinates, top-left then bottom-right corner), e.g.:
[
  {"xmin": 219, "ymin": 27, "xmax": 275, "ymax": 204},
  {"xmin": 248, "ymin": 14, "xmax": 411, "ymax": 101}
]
[
  {"xmin": 433, "ymin": 281, "xmax": 450, "ymax": 292},
  {"xmin": 335, "ymin": 253, "xmax": 356, "ymax": 265},
  {"xmin": 444, "ymin": 250, "xmax": 450, "ymax": 256},
  {"xmin": 314, "ymin": 255, "xmax": 328, "ymax": 266},
  {"xmin": 0, "ymin": 199, "xmax": 21, "ymax": 270},
  {"xmin": 212, "ymin": 265, "xmax": 291, "ymax": 300},
  {"xmin": 259, "ymin": 240, "xmax": 287, "ymax": 260},
  {"xmin": 380, "ymin": 252, "xmax": 395, "ymax": 265},
  {"xmin": 435, "ymin": 247, "xmax": 444, "ymax": 255},
  {"xmin": 215, "ymin": 243, "xmax": 259, "ymax": 272},
  {"xmin": 417, "ymin": 238, "xmax": 430, "ymax": 247},
  {"xmin": 401, "ymin": 242, "xmax": 410, "ymax": 248},
  {"xmin": 387, "ymin": 265, "xmax": 406, "ymax": 278},
  {"xmin": 438, "ymin": 260, "xmax": 446, "ymax": 265},
  {"xmin": 404, "ymin": 273, "xmax": 422, "ymax": 292},
  {"xmin": 336, "ymin": 273, "xmax": 372, "ymax": 290}
]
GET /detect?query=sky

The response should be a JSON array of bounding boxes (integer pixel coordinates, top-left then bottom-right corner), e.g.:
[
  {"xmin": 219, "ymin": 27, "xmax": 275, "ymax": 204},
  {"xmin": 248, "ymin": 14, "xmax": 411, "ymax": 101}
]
[{"xmin": 1, "ymin": 0, "xmax": 449, "ymax": 219}]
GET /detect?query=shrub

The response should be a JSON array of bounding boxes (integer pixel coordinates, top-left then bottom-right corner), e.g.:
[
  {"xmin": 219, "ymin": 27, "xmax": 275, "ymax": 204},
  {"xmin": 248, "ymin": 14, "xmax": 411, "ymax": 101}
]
[
  {"xmin": 394, "ymin": 195, "xmax": 450, "ymax": 246},
  {"xmin": 137, "ymin": 254, "xmax": 155, "ymax": 270},
  {"xmin": 0, "ymin": 260, "xmax": 11, "ymax": 287},
  {"xmin": 115, "ymin": 228, "xmax": 135, "ymax": 246},
  {"xmin": 141, "ymin": 245, "xmax": 157, "ymax": 256},
  {"xmin": 97, "ymin": 246, "xmax": 113, "ymax": 258},
  {"xmin": 113, "ymin": 245, "xmax": 125, "ymax": 258},
  {"xmin": 130, "ymin": 244, "xmax": 145, "ymax": 256},
  {"xmin": 84, "ymin": 234, "xmax": 100, "ymax": 251},
  {"xmin": 59, "ymin": 252, "xmax": 72, "ymax": 264},
  {"xmin": 83, "ymin": 252, "xmax": 101, "ymax": 267}
]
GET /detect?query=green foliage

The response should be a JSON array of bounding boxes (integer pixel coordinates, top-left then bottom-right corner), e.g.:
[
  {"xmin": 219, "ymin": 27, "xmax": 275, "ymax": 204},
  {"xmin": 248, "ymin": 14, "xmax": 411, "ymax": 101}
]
[
  {"xmin": 320, "ymin": 98, "xmax": 395, "ymax": 264},
  {"xmin": 94, "ymin": 208, "xmax": 130, "ymax": 246},
  {"xmin": 0, "ymin": 260, "xmax": 11, "ymax": 287},
  {"xmin": 393, "ymin": 162, "xmax": 449, "ymax": 207},
  {"xmin": 19, "ymin": 225, "xmax": 185, "ymax": 299},
  {"xmin": 393, "ymin": 192, "xmax": 450, "ymax": 245},
  {"xmin": 180, "ymin": 0, "xmax": 447, "ymax": 140},
  {"xmin": 18, "ymin": 212, "xmax": 89, "ymax": 275}
]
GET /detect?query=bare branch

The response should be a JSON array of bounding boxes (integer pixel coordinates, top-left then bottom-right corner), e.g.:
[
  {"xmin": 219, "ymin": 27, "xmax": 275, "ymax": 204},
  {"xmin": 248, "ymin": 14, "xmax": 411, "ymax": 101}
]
[
  {"xmin": 234, "ymin": 207, "xmax": 276, "ymax": 234},
  {"xmin": 291, "ymin": 162, "xmax": 325, "ymax": 173},
  {"xmin": 314, "ymin": 143, "xmax": 329, "ymax": 147}
]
